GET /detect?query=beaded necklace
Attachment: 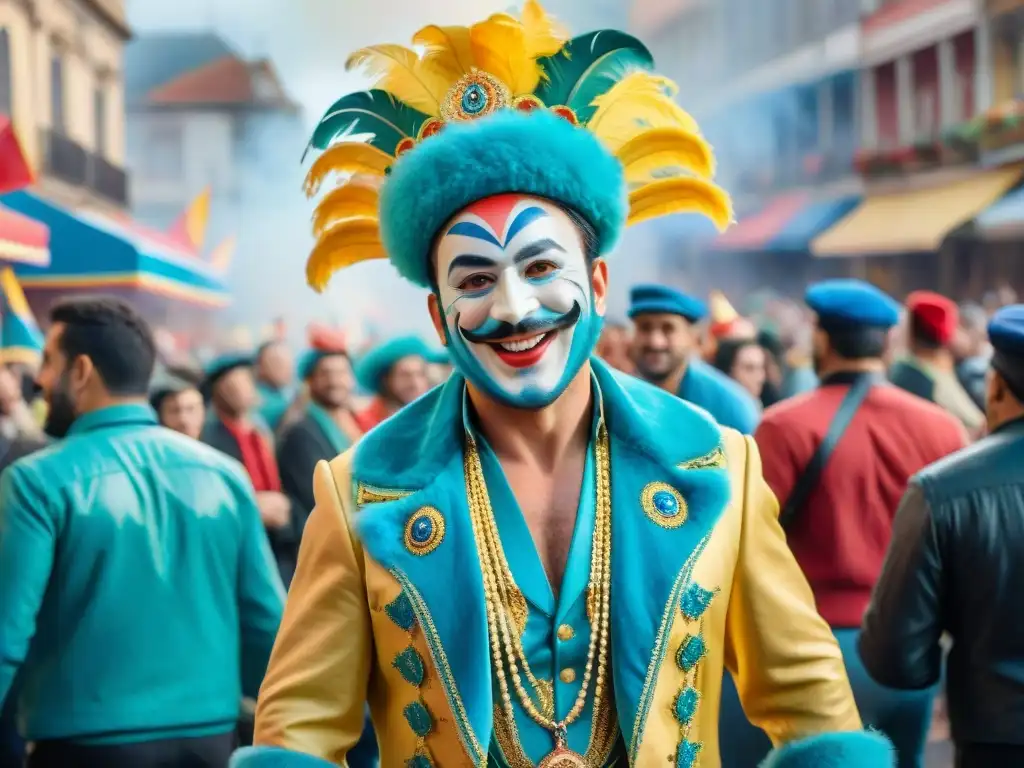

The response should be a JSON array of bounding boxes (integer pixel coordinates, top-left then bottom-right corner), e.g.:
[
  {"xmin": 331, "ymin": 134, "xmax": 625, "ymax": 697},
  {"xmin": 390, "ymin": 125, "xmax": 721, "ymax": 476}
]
[{"xmin": 463, "ymin": 422, "xmax": 613, "ymax": 768}]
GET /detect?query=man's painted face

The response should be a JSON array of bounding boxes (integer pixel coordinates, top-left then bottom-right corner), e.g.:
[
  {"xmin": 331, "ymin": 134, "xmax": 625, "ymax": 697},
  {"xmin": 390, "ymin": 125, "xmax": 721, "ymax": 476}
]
[{"xmin": 435, "ymin": 194, "xmax": 601, "ymax": 408}]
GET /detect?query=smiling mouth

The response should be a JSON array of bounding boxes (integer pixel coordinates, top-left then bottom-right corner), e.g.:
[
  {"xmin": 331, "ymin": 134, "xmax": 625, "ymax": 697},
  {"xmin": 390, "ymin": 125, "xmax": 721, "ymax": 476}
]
[{"xmin": 488, "ymin": 331, "xmax": 559, "ymax": 369}]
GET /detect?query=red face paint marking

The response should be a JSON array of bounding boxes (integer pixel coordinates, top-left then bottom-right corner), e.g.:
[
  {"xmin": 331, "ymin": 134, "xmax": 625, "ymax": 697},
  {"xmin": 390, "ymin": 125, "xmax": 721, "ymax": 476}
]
[{"xmin": 462, "ymin": 194, "xmax": 525, "ymax": 243}]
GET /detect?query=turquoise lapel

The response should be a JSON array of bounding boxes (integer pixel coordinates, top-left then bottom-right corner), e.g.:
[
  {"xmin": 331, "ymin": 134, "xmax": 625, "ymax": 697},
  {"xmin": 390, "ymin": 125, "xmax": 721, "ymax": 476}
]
[
  {"xmin": 353, "ymin": 377, "xmax": 492, "ymax": 765},
  {"xmin": 591, "ymin": 360, "xmax": 731, "ymax": 753},
  {"xmin": 305, "ymin": 402, "xmax": 350, "ymax": 455}
]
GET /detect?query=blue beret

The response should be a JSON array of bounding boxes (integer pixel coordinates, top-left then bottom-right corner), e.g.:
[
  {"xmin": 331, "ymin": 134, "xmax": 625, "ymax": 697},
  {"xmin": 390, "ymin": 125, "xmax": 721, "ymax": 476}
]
[
  {"xmin": 989, "ymin": 304, "xmax": 1024, "ymax": 359},
  {"xmin": 355, "ymin": 335, "xmax": 431, "ymax": 393},
  {"xmin": 805, "ymin": 279, "xmax": 900, "ymax": 329},
  {"xmin": 425, "ymin": 347, "xmax": 451, "ymax": 366},
  {"xmin": 150, "ymin": 375, "xmax": 198, "ymax": 412},
  {"xmin": 203, "ymin": 352, "xmax": 252, "ymax": 386},
  {"xmin": 296, "ymin": 348, "xmax": 349, "ymax": 381},
  {"xmin": 627, "ymin": 284, "xmax": 707, "ymax": 323}
]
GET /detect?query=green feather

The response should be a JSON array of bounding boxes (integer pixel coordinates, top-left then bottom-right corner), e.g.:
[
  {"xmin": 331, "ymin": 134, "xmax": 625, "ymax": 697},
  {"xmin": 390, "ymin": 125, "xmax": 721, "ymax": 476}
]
[
  {"xmin": 303, "ymin": 90, "xmax": 429, "ymax": 160},
  {"xmin": 533, "ymin": 31, "xmax": 654, "ymax": 123}
]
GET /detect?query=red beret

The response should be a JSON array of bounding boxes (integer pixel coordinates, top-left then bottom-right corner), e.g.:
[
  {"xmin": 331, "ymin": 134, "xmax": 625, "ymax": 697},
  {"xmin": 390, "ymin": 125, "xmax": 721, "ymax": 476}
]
[{"xmin": 906, "ymin": 291, "xmax": 958, "ymax": 345}]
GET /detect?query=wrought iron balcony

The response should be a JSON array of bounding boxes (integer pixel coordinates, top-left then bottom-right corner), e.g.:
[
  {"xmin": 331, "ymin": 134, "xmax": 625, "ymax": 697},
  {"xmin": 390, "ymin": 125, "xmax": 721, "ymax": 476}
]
[{"xmin": 39, "ymin": 128, "xmax": 130, "ymax": 206}]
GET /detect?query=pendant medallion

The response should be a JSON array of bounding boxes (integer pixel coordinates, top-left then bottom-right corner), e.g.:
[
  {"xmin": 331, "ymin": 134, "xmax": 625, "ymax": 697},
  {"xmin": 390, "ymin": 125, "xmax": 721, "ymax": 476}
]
[{"xmin": 538, "ymin": 745, "xmax": 589, "ymax": 768}]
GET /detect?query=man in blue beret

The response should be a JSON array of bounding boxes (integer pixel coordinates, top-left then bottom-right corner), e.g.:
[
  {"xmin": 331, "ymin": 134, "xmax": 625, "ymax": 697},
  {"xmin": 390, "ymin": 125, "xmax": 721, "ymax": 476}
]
[
  {"xmin": 628, "ymin": 284, "xmax": 761, "ymax": 434},
  {"xmin": 353, "ymin": 335, "xmax": 431, "ymax": 432},
  {"xmin": 735, "ymin": 279, "xmax": 967, "ymax": 767},
  {"xmin": 860, "ymin": 304, "xmax": 1024, "ymax": 768}
]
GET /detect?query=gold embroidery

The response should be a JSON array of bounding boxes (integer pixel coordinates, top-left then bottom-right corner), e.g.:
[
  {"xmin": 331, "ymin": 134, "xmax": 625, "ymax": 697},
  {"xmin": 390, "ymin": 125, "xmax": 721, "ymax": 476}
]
[
  {"xmin": 640, "ymin": 482, "xmax": 688, "ymax": 529},
  {"xmin": 391, "ymin": 570, "xmax": 487, "ymax": 765},
  {"xmin": 404, "ymin": 506, "xmax": 446, "ymax": 556},
  {"xmin": 357, "ymin": 482, "xmax": 412, "ymax": 505},
  {"xmin": 628, "ymin": 534, "xmax": 711, "ymax": 761},
  {"xmin": 491, "ymin": 680, "xmax": 621, "ymax": 768},
  {"xmin": 536, "ymin": 678, "xmax": 555, "ymax": 720},
  {"xmin": 679, "ymin": 446, "xmax": 726, "ymax": 471},
  {"xmin": 508, "ymin": 587, "xmax": 529, "ymax": 636}
]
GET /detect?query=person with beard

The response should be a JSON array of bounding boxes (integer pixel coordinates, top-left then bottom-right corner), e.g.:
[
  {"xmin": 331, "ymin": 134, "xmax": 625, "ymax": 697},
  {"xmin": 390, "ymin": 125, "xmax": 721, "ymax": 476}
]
[
  {"xmin": 859, "ymin": 305, "xmax": 1024, "ymax": 767},
  {"xmin": 232, "ymin": 6, "xmax": 891, "ymax": 767},
  {"xmin": 628, "ymin": 284, "xmax": 761, "ymax": 434},
  {"xmin": 277, "ymin": 331, "xmax": 362, "ymax": 529},
  {"xmin": 150, "ymin": 375, "xmax": 205, "ymax": 440},
  {"xmin": 726, "ymin": 280, "xmax": 966, "ymax": 768},
  {"xmin": 0, "ymin": 297, "xmax": 284, "ymax": 768},
  {"xmin": 201, "ymin": 353, "xmax": 301, "ymax": 584},
  {"xmin": 352, "ymin": 335, "xmax": 431, "ymax": 432}
]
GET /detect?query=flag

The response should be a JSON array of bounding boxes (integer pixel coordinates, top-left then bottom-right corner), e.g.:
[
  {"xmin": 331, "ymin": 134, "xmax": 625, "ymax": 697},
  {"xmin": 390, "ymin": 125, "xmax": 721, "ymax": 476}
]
[
  {"xmin": 168, "ymin": 186, "xmax": 211, "ymax": 251},
  {"xmin": 0, "ymin": 117, "xmax": 33, "ymax": 195},
  {"xmin": 0, "ymin": 267, "xmax": 43, "ymax": 365},
  {"xmin": 208, "ymin": 234, "xmax": 236, "ymax": 273}
]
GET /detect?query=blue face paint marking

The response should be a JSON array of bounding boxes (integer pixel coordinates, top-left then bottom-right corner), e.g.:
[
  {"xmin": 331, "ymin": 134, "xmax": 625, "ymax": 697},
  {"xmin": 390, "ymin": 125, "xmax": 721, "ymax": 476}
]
[
  {"xmin": 503, "ymin": 206, "xmax": 547, "ymax": 245},
  {"xmin": 445, "ymin": 221, "xmax": 502, "ymax": 247}
]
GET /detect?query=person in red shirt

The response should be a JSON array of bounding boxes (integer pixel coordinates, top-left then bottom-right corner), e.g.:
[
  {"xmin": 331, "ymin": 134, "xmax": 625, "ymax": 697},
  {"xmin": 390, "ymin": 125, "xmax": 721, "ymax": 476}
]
[
  {"xmin": 719, "ymin": 280, "xmax": 967, "ymax": 768},
  {"xmin": 199, "ymin": 353, "xmax": 300, "ymax": 585}
]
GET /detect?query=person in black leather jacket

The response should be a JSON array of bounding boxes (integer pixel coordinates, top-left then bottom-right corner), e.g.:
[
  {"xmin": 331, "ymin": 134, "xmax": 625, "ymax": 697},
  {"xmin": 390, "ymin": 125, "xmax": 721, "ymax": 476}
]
[{"xmin": 859, "ymin": 303, "xmax": 1024, "ymax": 768}]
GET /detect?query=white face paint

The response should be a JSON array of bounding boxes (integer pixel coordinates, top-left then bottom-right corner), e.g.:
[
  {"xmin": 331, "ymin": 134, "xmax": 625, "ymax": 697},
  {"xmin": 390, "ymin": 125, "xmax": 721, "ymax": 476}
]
[{"xmin": 434, "ymin": 194, "xmax": 596, "ymax": 408}]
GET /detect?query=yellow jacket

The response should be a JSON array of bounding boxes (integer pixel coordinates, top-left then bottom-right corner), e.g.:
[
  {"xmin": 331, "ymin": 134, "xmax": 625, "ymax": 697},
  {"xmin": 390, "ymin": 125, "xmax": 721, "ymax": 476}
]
[{"xmin": 234, "ymin": 363, "xmax": 892, "ymax": 767}]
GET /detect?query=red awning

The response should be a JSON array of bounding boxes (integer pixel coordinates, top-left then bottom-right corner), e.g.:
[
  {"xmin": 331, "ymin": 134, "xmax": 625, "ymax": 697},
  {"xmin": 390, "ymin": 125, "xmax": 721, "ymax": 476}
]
[
  {"xmin": 0, "ymin": 205, "xmax": 50, "ymax": 266},
  {"xmin": 713, "ymin": 193, "xmax": 810, "ymax": 251},
  {"xmin": 0, "ymin": 117, "xmax": 33, "ymax": 195}
]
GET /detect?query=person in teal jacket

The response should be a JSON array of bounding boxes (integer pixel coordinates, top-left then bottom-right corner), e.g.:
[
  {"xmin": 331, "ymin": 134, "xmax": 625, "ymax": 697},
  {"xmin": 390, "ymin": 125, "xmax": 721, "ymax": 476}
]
[
  {"xmin": 0, "ymin": 297, "xmax": 285, "ymax": 768},
  {"xmin": 629, "ymin": 284, "xmax": 761, "ymax": 434}
]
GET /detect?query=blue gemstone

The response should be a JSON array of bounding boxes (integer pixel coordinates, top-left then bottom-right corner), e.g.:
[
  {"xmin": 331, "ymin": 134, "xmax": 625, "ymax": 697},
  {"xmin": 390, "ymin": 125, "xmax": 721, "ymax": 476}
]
[
  {"xmin": 411, "ymin": 516, "xmax": 433, "ymax": 544},
  {"xmin": 653, "ymin": 490, "xmax": 679, "ymax": 517},
  {"xmin": 462, "ymin": 83, "xmax": 487, "ymax": 114}
]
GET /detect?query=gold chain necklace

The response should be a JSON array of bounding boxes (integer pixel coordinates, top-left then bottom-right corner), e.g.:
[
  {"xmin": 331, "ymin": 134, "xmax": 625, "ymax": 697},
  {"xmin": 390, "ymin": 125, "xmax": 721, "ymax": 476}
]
[{"xmin": 463, "ymin": 424, "xmax": 613, "ymax": 768}]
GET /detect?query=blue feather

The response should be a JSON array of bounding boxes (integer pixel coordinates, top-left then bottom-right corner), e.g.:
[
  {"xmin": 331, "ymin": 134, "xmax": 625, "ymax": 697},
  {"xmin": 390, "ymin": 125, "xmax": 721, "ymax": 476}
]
[
  {"xmin": 303, "ymin": 90, "xmax": 428, "ymax": 161},
  {"xmin": 533, "ymin": 31, "xmax": 654, "ymax": 123}
]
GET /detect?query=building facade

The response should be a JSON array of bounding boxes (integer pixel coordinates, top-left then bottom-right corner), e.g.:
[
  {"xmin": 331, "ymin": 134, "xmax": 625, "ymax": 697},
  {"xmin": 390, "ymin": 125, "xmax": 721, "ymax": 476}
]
[
  {"xmin": 0, "ymin": 0, "xmax": 131, "ymax": 212},
  {"xmin": 124, "ymin": 33, "xmax": 305, "ymax": 326}
]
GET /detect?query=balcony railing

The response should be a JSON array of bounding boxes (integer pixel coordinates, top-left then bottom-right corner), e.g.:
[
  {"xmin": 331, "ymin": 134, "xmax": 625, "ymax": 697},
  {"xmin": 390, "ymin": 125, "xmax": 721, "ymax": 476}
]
[{"xmin": 39, "ymin": 128, "xmax": 130, "ymax": 206}]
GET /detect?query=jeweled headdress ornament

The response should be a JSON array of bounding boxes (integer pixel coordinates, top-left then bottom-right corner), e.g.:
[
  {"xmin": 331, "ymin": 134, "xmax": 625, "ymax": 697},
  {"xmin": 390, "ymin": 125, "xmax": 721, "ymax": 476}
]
[{"xmin": 303, "ymin": 1, "xmax": 732, "ymax": 291}]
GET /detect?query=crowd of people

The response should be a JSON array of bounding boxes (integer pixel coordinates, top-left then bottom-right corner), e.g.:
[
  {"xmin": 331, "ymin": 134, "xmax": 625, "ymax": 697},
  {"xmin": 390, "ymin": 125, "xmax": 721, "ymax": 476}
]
[{"xmin": 4, "ymin": 2, "xmax": 1024, "ymax": 766}]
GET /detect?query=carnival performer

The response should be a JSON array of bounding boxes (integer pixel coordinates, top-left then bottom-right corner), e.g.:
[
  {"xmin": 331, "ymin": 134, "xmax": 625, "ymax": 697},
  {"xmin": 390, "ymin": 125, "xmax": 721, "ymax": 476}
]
[
  {"xmin": 232, "ymin": 4, "xmax": 892, "ymax": 767},
  {"xmin": 629, "ymin": 284, "xmax": 761, "ymax": 434},
  {"xmin": 353, "ymin": 335, "xmax": 432, "ymax": 431}
]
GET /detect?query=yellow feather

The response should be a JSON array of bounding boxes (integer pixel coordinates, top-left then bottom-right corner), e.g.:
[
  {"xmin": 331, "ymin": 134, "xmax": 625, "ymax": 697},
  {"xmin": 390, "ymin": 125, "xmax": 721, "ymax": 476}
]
[
  {"xmin": 588, "ymin": 73, "xmax": 700, "ymax": 152},
  {"xmin": 306, "ymin": 218, "xmax": 386, "ymax": 293},
  {"xmin": 312, "ymin": 182, "xmax": 380, "ymax": 237},
  {"xmin": 616, "ymin": 127, "xmax": 716, "ymax": 182},
  {"xmin": 521, "ymin": 0, "xmax": 567, "ymax": 58},
  {"xmin": 470, "ymin": 15, "xmax": 541, "ymax": 95},
  {"xmin": 628, "ymin": 177, "xmax": 733, "ymax": 231},
  {"xmin": 345, "ymin": 44, "xmax": 449, "ymax": 115},
  {"xmin": 303, "ymin": 143, "xmax": 392, "ymax": 198},
  {"xmin": 413, "ymin": 25, "xmax": 474, "ymax": 82}
]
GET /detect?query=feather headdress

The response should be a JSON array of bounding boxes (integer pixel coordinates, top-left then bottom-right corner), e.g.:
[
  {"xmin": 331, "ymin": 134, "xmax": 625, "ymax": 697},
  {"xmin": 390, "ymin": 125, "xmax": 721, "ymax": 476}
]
[{"xmin": 304, "ymin": 0, "xmax": 732, "ymax": 291}]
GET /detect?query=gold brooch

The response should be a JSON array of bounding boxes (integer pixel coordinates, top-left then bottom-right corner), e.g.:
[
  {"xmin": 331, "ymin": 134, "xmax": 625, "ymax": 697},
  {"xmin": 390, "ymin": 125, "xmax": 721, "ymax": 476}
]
[
  {"xmin": 404, "ymin": 506, "xmax": 445, "ymax": 555},
  {"xmin": 641, "ymin": 482, "xmax": 687, "ymax": 529}
]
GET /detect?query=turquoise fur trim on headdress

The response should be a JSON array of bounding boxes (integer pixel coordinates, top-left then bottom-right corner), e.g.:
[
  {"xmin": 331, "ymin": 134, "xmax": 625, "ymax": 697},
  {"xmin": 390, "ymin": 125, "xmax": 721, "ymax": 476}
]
[
  {"xmin": 379, "ymin": 110, "xmax": 626, "ymax": 288},
  {"xmin": 355, "ymin": 335, "xmax": 431, "ymax": 394}
]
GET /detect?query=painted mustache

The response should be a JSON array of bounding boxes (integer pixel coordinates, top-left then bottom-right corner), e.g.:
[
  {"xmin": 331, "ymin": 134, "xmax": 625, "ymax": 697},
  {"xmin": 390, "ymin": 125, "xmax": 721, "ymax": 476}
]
[{"xmin": 459, "ymin": 302, "xmax": 582, "ymax": 344}]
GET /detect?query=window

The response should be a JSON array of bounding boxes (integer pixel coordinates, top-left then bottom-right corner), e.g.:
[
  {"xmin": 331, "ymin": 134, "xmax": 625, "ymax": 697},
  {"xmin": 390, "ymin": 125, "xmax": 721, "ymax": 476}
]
[
  {"xmin": 0, "ymin": 29, "xmax": 11, "ymax": 116},
  {"xmin": 93, "ymin": 86, "xmax": 106, "ymax": 156},
  {"xmin": 50, "ymin": 53, "xmax": 65, "ymax": 132},
  {"xmin": 142, "ymin": 123, "xmax": 183, "ymax": 181}
]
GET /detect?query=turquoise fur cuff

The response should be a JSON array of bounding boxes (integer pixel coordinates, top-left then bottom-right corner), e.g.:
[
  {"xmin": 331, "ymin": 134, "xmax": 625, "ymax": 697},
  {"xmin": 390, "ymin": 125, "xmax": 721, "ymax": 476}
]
[
  {"xmin": 760, "ymin": 731, "xmax": 894, "ymax": 768},
  {"xmin": 378, "ymin": 109, "xmax": 628, "ymax": 288},
  {"xmin": 228, "ymin": 746, "xmax": 336, "ymax": 768}
]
